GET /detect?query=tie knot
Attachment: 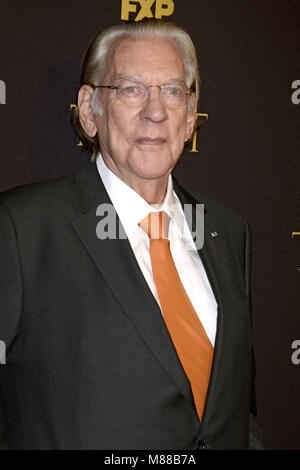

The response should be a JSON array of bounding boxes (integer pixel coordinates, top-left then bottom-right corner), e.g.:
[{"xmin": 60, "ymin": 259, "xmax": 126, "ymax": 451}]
[{"xmin": 139, "ymin": 211, "xmax": 170, "ymax": 240}]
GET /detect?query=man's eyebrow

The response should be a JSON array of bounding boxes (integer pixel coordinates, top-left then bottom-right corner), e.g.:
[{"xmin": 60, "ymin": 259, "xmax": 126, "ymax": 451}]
[
  {"xmin": 114, "ymin": 75, "xmax": 187, "ymax": 85},
  {"xmin": 114, "ymin": 74, "xmax": 142, "ymax": 82}
]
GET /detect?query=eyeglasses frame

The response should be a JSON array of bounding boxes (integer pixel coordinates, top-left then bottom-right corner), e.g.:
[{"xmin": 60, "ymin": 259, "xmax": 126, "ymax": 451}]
[{"xmin": 92, "ymin": 81, "xmax": 193, "ymax": 107}]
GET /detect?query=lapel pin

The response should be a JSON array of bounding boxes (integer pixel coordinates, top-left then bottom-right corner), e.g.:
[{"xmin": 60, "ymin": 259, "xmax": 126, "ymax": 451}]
[{"xmin": 211, "ymin": 231, "xmax": 218, "ymax": 238}]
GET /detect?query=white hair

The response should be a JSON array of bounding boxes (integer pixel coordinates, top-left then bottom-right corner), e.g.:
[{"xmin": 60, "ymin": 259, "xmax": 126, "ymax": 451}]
[{"xmin": 82, "ymin": 20, "xmax": 200, "ymax": 115}]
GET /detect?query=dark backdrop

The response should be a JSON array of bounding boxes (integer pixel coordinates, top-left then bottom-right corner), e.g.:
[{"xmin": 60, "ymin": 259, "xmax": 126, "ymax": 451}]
[{"xmin": 0, "ymin": 0, "xmax": 299, "ymax": 450}]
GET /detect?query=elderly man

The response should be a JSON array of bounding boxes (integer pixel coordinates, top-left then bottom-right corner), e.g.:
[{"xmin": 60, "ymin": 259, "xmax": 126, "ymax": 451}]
[{"xmin": 0, "ymin": 19, "xmax": 262, "ymax": 449}]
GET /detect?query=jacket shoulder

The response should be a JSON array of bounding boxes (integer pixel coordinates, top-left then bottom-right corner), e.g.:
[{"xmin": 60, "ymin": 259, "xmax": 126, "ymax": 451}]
[
  {"xmin": 0, "ymin": 171, "xmax": 76, "ymax": 212},
  {"xmin": 191, "ymin": 189, "xmax": 247, "ymax": 227},
  {"xmin": 175, "ymin": 179, "xmax": 249, "ymax": 233}
]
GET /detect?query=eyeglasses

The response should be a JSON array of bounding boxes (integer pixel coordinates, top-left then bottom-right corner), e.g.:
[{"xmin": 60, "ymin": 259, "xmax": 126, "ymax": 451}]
[{"xmin": 93, "ymin": 77, "xmax": 193, "ymax": 108}]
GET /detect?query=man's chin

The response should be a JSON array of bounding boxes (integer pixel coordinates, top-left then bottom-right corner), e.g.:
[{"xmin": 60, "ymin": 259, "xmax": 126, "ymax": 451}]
[
  {"xmin": 130, "ymin": 161, "xmax": 173, "ymax": 182},
  {"xmin": 131, "ymin": 151, "xmax": 176, "ymax": 176}
]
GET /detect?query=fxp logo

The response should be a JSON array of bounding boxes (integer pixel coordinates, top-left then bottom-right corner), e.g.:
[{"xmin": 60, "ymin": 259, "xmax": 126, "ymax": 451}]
[
  {"xmin": 0, "ymin": 80, "xmax": 6, "ymax": 104},
  {"xmin": 121, "ymin": 0, "xmax": 174, "ymax": 21}
]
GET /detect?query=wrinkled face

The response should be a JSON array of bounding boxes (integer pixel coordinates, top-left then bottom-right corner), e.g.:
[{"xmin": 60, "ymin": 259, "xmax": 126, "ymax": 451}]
[{"xmin": 94, "ymin": 37, "xmax": 196, "ymax": 185}]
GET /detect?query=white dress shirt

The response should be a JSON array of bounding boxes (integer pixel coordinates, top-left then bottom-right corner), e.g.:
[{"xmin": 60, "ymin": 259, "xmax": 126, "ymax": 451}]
[{"xmin": 96, "ymin": 153, "xmax": 218, "ymax": 346}]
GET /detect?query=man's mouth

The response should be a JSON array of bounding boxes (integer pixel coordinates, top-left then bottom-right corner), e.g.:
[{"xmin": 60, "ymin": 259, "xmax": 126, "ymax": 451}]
[{"xmin": 135, "ymin": 137, "xmax": 167, "ymax": 145}]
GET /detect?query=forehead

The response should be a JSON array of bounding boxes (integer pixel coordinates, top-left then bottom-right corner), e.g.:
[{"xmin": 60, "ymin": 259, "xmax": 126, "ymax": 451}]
[{"xmin": 109, "ymin": 36, "xmax": 185, "ymax": 82}]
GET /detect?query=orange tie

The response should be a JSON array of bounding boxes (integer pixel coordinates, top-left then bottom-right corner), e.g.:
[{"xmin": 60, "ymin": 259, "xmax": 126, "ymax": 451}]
[{"xmin": 139, "ymin": 211, "xmax": 214, "ymax": 421}]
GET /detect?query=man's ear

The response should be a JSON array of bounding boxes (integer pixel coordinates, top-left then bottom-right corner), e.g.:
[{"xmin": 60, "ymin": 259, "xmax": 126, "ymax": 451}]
[
  {"xmin": 77, "ymin": 85, "xmax": 97, "ymax": 137},
  {"xmin": 185, "ymin": 93, "xmax": 197, "ymax": 142}
]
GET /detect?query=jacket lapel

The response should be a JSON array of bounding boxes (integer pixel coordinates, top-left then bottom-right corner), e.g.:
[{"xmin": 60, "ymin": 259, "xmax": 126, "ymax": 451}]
[
  {"xmin": 69, "ymin": 162, "xmax": 195, "ymax": 409},
  {"xmin": 172, "ymin": 179, "xmax": 224, "ymax": 306},
  {"xmin": 172, "ymin": 178, "xmax": 234, "ymax": 423}
]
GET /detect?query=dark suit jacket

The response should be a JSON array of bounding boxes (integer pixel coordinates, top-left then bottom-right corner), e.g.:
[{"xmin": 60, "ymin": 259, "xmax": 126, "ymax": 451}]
[{"xmin": 0, "ymin": 160, "xmax": 262, "ymax": 449}]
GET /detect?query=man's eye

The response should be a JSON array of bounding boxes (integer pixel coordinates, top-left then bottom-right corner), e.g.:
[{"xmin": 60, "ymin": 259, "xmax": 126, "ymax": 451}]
[
  {"xmin": 169, "ymin": 87, "xmax": 180, "ymax": 95},
  {"xmin": 125, "ymin": 86, "xmax": 137, "ymax": 93},
  {"xmin": 164, "ymin": 87, "xmax": 184, "ymax": 98},
  {"xmin": 121, "ymin": 86, "xmax": 142, "ymax": 96}
]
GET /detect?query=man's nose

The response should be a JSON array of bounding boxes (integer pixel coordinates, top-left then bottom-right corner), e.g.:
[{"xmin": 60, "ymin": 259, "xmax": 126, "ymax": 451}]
[{"xmin": 139, "ymin": 87, "xmax": 168, "ymax": 123}]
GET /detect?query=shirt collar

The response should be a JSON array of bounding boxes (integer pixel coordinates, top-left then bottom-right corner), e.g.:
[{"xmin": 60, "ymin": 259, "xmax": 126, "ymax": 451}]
[{"xmin": 96, "ymin": 152, "xmax": 183, "ymax": 233}]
